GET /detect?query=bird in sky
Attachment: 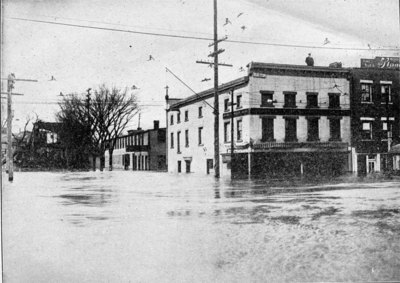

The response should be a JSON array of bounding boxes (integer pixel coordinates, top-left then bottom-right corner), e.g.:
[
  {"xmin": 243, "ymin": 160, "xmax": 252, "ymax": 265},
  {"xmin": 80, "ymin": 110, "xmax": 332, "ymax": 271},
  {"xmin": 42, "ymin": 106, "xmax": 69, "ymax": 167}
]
[
  {"xmin": 223, "ymin": 18, "xmax": 232, "ymax": 26},
  {"xmin": 323, "ymin": 38, "xmax": 330, "ymax": 45},
  {"xmin": 131, "ymin": 85, "xmax": 139, "ymax": 90},
  {"xmin": 49, "ymin": 76, "xmax": 56, "ymax": 81},
  {"xmin": 241, "ymin": 25, "xmax": 246, "ymax": 31},
  {"xmin": 237, "ymin": 12, "xmax": 244, "ymax": 17},
  {"xmin": 239, "ymin": 67, "xmax": 245, "ymax": 72},
  {"xmin": 129, "ymin": 45, "xmax": 132, "ymax": 48},
  {"xmin": 147, "ymin": 55, "xmax": 155, "ymax": 61},
  {"xmin": 201, "ymin": 78, "xmax": 211, "ymax": 82}
]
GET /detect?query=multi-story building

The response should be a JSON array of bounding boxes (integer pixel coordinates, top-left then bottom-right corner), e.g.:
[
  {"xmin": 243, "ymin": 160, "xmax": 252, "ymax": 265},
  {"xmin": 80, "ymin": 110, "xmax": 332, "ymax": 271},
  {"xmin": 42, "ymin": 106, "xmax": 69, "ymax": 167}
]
[
  {"xmin": 104, "ymin": 120, "xmax": 167, "ymax": 171},
  {"xmin": 349, "ymin": 57, "xmax": 400, "ymax": 175},
  {"xmin": 166, "ymin": 61, "xmax": 352, "ymax": 178}
]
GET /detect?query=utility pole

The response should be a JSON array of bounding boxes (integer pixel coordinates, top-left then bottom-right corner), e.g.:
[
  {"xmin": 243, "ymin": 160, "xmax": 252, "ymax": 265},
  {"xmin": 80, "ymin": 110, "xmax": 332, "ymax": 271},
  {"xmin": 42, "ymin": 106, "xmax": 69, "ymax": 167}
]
[
  {"xmin": 230, "ymin": 89, "xmax": 235, "ymax": 173},
  {"xmin": 196, "ymin": 0, "xmax": 232, "ymax": 178},
  {"xmin": 2, "ymin": 74, "xmax": 37, "ymax": 181}
]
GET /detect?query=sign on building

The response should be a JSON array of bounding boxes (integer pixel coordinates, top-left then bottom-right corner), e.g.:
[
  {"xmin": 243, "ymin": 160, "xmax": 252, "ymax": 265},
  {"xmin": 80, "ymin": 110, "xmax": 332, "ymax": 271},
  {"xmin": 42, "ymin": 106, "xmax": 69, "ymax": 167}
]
[{"xmin": 361, "ymin": 57, "xmax": 400, "ymax": 70}]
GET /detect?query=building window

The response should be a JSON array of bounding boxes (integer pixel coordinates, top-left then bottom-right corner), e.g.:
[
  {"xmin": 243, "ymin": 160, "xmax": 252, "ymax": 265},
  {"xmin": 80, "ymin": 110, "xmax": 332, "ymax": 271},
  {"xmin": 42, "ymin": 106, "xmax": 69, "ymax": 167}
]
[
  {"xmin": 361, "ymin": 121, "xmax": 373, "ymax": 140},
  {"xmin": 261, "ymin": 117, "xmax": 274, "ymax": 142},
  {"xmin": 284, "ymin": 92, "xmax": 296, "ymax": 108},
  {"xmin": 329, "ymin": 119, "xmax": 341, "ymax": 141},
  {"xmin": 177, "ymin": 131, "xmax": 181, "ymax": 153},
  {"xmin": 236, "ymin": 95, "xmax": 242, "ymax": 109},
  {"xmin": 198, "ymin": 127, "xmax": 203, "ymax": 145},
  {"xmin": 170, "ymin": 114, "xmax": 174, "ymax": 125},
  {"xmin": 382, "ymin": 120, "xmax": 393, "ymax": 138},
  {"xmin": 261, "ymin": 91, "xmax": 274, "ymax": 107},
  {"xmin": 224, "ymin": 122, "xmax": 230, "ymax": 142},
  {"xmin": 224, "ymin": 99, "xmax": 229, "ymax": 112},
  {"xmin": 170, "ymin": 133, "xmax": 174, "ymax": 148},
  {"xmin": 198, "ymin": 106, "xmax": 203, "ymax": 118},
  {"xmin": 285, "ymin": 118, "xmax": 297, "ymax": 142},
  {"xmin": 237, "ymin": 120, "xmax": 242, "ymax": 141},
  {"xmin": 328, "ymin": 93, "xmax": 340, "ymax": 109},
  {"xmin": 184, "ymin": 110, "xmax": 189, "ymax": 122},
  {"xmin": 381, "ymin": 84, "xmax": 392, "ymax": 103},
  {"xmin": 361, "ymin": 83, "xmax": 372, "ymax": 103},
  {"xmin": 306, "ymin": 92, "xmax": 318, "ymax": 108},
  {"xmin": 185, "ymin": 129, "xmax": 189, "ymax": 147},
  {"xmin": 307, "ymin": 118, "xmax": 319, "ymax": 141},
  {"xmin": 177, "ymin": 112, "xmax": 181, "ymax": 123}
]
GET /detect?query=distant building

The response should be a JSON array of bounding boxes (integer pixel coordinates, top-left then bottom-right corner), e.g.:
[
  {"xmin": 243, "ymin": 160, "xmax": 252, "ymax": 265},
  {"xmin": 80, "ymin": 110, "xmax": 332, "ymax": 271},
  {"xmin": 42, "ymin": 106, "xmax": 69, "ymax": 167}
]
[
  {"xmin": 104, "ymin": 120, "xmax": 167, "ymax": 171},
  {"xmin": 349, "ymin": 58, "xmax": 400, "ymax": 175},
  {"xmin": 166, "ymin": 62, "xmax": 352, "ymax": 178}
]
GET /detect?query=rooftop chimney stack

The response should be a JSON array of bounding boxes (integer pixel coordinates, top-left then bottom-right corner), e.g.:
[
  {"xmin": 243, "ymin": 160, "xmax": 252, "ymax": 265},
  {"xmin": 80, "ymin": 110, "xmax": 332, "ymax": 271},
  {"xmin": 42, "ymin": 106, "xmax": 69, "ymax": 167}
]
[{"xmin": 305, "ymin": 53, "xmax": 314, "ymax": 66}]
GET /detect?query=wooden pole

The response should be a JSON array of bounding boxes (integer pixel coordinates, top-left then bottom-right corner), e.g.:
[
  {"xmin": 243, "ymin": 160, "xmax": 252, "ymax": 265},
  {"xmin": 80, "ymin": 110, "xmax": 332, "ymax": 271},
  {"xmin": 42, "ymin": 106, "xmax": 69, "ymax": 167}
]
[
  {"xmin": 213, "ymin": 0, "xmax": 220, "ymax": 178},
  {"xmin": 7, "ymin": 74, "xmax": 15, "ymax": 181}
]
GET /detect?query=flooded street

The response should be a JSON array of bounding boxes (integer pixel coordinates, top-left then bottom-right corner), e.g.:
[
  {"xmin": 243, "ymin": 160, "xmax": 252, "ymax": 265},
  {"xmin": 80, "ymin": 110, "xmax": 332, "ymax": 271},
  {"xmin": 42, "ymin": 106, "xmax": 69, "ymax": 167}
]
[{"xmin": 2, "ymin": 171, "xmax": 400, "ymax": 282}]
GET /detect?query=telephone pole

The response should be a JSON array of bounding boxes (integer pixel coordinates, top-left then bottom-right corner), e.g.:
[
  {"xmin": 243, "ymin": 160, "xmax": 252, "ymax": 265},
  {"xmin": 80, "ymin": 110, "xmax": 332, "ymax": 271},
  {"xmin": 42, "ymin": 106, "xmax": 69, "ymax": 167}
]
[
  {"xmin": 196, "ymin": 0, "xmax": 231, "ymax": 178},
  {"xmin": 2, "ymin": 74, "xmax": 37, "ymax": 181}
]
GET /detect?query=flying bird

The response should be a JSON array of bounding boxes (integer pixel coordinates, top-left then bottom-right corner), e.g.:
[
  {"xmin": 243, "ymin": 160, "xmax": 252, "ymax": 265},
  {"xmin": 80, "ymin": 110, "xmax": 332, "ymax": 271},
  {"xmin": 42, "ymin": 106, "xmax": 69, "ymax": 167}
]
[
  {"xmin": 237, "ymin": 12, "xmax": 244, "ymax": 17},
  {"xmin": 59, "ymin": 92, "xmax": 64, "ymax": 96},
  {"xmin": 223, "ymin": 18, "xmax": 232, "ymax": 26},
  {"xmin": 131, "ymin": 85, "xmax": 139, "ymax": 90},
  {"xmin": 241, "ymin": 25, "xmax": 246, "ymax": 31},
  {"xmin": 49, "ymin": 76, "xmax": 56, "ymax": 81},
  {"xmin": 201, "ymin": 78, "xmax": 211, "ymax": 82},
  {"xmin": 147, "ymin": 55, "xmax": 155, "ymax": 61},
  {"xmin": 129, "ymin": 45, "xmax": 133, "ymax": 48},
  {"xmin": 323, "ymin": 38, "xmax": 330, "ymax": 45},
  {"xmin": 239, "ymin": 67, "xmax": 245, "ymax": 72}
]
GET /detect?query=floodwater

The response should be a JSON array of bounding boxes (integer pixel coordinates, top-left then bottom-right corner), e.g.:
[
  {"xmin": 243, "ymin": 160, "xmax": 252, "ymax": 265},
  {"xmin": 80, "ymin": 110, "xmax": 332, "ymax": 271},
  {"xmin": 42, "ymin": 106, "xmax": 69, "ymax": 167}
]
[{"xmin": 2, "ymin": 171, "xmax": 400, "ymax": 282}]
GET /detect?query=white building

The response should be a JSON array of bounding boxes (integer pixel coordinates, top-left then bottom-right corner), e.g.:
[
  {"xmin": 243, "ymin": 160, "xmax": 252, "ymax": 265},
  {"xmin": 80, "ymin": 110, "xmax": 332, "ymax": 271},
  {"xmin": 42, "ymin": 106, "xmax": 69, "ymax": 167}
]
[{"xmin": 166, "ymin": 62, "xmax": 352, "ymax": 178}]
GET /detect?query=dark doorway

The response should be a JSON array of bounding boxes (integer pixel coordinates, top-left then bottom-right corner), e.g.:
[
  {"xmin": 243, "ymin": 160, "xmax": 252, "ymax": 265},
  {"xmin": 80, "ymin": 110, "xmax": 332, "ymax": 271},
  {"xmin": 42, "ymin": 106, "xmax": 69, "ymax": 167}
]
[
  {"xmin": 178, "ymin": 161, "xmax": 181, "ymax": 173},
  {"xmin": 185, "ymin": 160, "xmax": 191, "ymax": 173},
  {"xmin": 206, "ymin": 159, "xmax": 213, "ymax": 174},
  {"xmin": 124, "ymin": 154, "xmax": 130, "ymax": 170}
]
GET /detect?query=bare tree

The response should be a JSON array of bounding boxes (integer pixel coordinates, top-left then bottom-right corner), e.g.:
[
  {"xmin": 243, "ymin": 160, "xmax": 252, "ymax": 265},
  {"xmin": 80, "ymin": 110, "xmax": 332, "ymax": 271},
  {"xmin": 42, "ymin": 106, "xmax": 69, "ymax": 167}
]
[{"xmin": 91, "ymin": 85, "xmax": 139, "ymax": 171}]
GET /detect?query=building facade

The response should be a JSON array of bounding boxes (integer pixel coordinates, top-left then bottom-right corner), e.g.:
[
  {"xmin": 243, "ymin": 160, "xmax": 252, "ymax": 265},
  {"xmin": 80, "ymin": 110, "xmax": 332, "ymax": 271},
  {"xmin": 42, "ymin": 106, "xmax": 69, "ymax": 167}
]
[
  {"xmin": 166, "ymin": 62, "xmax": 352, "ymax": 178},
  {"xmin": 104, "ymin": 121, "xmax": 167, "ymax": 171},
  {"xmin": 349, "ymin": 61, "xmax": 400, "ymax": 175}
]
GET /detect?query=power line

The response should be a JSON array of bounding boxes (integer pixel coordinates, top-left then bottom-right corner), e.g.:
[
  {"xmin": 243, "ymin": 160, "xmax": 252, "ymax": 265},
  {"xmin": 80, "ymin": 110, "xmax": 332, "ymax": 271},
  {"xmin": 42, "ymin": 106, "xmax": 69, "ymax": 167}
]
[{"xmin": 7, "ymin": 16, "xmax": 400, "ymax": 51}]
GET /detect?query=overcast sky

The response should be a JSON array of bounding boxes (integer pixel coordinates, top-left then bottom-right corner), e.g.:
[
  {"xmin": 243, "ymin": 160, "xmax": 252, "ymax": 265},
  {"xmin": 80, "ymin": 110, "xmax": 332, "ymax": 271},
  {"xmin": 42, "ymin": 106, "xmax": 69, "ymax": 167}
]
[{"xmin": 2, "ymin": 0, "xmax": 399, "ymax": 132}]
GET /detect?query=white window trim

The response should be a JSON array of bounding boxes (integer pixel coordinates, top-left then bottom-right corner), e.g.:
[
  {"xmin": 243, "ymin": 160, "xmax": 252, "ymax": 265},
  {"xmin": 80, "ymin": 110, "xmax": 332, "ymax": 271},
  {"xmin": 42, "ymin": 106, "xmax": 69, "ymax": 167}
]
[
  {"xmin": 380, "ymin": 81, "xmax": 392, "ymax": 84},
  {"xmin": 360, "ymin": 80, "xmax": 373, "ymax": 84},
  {"xmin": 360, "ymin": 117, "xmax": 375, "ymax": 121},
  {"xmin": 381, "ymin": 117, "xmax": 395, "ymax": 121}
]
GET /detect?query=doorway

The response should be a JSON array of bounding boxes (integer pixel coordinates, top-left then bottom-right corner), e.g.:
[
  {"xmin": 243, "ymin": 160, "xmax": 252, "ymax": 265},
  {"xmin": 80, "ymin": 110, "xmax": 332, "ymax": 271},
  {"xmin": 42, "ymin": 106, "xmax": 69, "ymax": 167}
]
[
  {"xmin": 206, "ymin": 159, "xmax": 213, "ymax": 174},
  {"xmin": 185, "ymin": 160, "xmax": 191, "ymax": 173},
  {"xmin": 177, "ymin": 161, "xmax": 181, "ymax": 173}
]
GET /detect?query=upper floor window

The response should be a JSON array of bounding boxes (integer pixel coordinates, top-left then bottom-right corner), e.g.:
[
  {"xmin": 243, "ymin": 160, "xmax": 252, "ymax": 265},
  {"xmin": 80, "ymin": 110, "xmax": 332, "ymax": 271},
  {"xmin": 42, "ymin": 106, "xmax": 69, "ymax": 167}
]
[
  {"xmin": 198, "ymin": 127, "xmax": 203, "ymax": 145},
  {"xmin": 177, "ymin": 112, "xmax": 181, "ymax": 123},
  {"xmin": 361, "ymin": 83, "xmax": 373, "ymax": 103},
  {"xmin": 329, "ymin": 118, "xmax": 341, "ymax": 141},
  {"xmin": 285, "ymin": 117, "xmax": 297, "ymax": 142},
  {"xmin": 381, "ymin": 84, "xmax": 392, "ymax": 104},
  {"xmin": 261, "ymin": 117, "xmax": 275, "ymax": 142},
  {"xmin": 170, "ymin": 114, "xmax": 174, "ymax": 125},
  {"xmin": 328, "ymin": 93, "xmax": 340, "ymax": 109},
  {"xmin": 382, "ymin": 120, "xmax": 393, "ymax": 137},
  {"xmin": 361, "ymin": 121, "xmax": 373, "ymax": 140},
  {"xmin": 184, "ymin": 110, "xmax": 189, "ymax": 122},
  {"xmin": 198, "ymin": 106, "xmax": 203, "ymax": 118},
  {"xmin": 306, "ymin": 92, "xmax": 318, "ymax": 108},
  {"xmin": 177, "ymin": 131, "xmax": 181, "ymax": 153},
  {"xmin": 224, "ymin": 121, "xmax": 230, "ymax": 143},
  {"xmin": 236, "ymin": 95, "xmax": 242, "ymax": 109},
  {"xmin": 185, "ymin": 129, "xmax": 189, "ymax": 147},
  {"xmin": 237, "ymin": 120, "xmax": 242, "ymax": 141},
  {"xmin": 260, "ymin": 91, "xmax": 274, "ymax": 107},
  {"xmin": 284, "ymin": 92, "xmax": 296, "ymax": 108},
  {"xmin": 307, "ymin": 117, "xmax": 319, "ymax": 141},
  {"xmin": 224, "ymin": 99, "xmax": 229, "ymax": 112},
  {"xmin": 170, "ymin": 132, "xmax": 174, "ymax": 148}
]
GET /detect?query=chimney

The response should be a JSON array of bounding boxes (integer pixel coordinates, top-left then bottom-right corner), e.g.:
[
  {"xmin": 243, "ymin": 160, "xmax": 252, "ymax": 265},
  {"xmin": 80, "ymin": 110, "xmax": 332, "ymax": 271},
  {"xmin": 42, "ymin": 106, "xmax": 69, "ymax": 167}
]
[{"xmin": 153, "ymin": 120, "xmax": 159, "ymax": 130}]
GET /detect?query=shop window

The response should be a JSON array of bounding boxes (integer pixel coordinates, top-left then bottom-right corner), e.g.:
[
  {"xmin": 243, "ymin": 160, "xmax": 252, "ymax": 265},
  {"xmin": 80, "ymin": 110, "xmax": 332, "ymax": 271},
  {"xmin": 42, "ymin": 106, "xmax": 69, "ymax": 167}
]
[
  {"xmin": 261, "ymin": 117, "xmax": 274, "ymax": 142},
  {"xmin": 260, "ymin": 91, "xmax": 274, "ymax": 107},
  {"xmin": 285, "ymin": 118, "xmax": 297, "ymax": 142},
  {"xmin": 307, "ymin": 118, "xmax": 319, "ymax": 141},
  {"xmin": 361, "ymin": 83, "xmax": 372, "ymax": 103},
  {"xmin": 329, "ymin": 119, "xmax": 341, "ymax": 141}
]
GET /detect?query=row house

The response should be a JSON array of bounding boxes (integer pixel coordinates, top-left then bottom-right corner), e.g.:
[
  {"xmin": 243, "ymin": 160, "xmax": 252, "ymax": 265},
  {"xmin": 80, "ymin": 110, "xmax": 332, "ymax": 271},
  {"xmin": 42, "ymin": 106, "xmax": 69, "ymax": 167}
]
[
  {"xmin": 349, "ymin": 62, "xmax": 400, "ymax": 174},
  {"xmin": 104, "ymin": 120, "xmax": 166, "ymax": 171},
  {"xmin": 166, "ymin": 62, "xmax": 352, "ymax": 178}
]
